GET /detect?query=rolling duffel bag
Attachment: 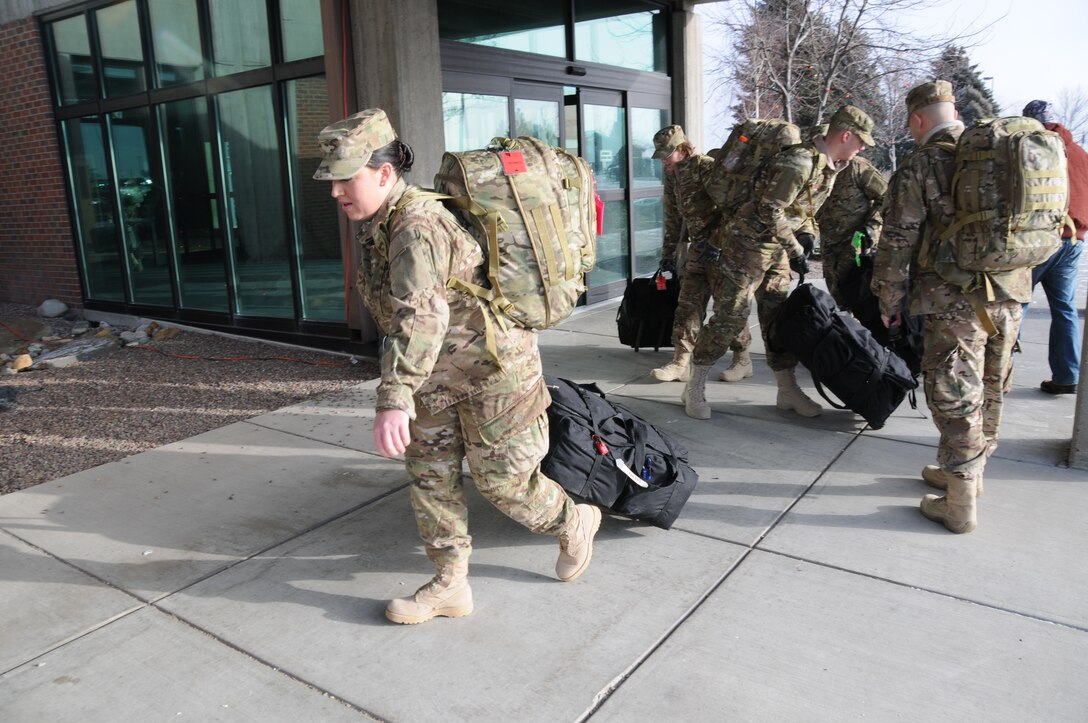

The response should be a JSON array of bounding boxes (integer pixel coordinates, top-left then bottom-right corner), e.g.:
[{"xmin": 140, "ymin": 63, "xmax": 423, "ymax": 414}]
[
  {"xmin": 768, "ymin": 283, "xmax": 917, "ymax": 430},
  {"xmin": 541, "ymin": 376, "xmax": 698, "ymax": 529},
  {"xmin": 616, "ymin": 271, "xmax": 679, "ymax": 351}
]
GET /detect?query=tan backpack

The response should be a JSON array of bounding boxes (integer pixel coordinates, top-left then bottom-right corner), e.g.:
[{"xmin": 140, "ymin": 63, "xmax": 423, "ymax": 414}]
[{"xmin": 713, "ymin": 119, "xmax": 802, "ymax": 213}]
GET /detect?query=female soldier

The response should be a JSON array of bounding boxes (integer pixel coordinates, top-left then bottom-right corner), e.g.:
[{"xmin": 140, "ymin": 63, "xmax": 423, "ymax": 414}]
[{"xmin": 313, "ymin": 109, "xmax": 601, "ymax": 624}]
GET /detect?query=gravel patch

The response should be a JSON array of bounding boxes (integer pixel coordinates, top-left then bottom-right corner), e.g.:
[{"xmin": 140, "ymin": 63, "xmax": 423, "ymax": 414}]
[{"xmin": 1, "ymin": 303, "xmax": 379, "ymax": 495}]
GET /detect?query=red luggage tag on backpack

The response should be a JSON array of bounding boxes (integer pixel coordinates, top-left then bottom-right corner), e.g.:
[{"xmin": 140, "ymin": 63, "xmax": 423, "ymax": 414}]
[
  {"xmin": 593, "ymin": 178, "xmax": 604, "ymax": 235},
  {"xmin": 500, "ymin": 151, "xmax": 527, "ymax": 175},
  {"xmin": 656, "ymin": 274, "xmax": 667, "ymax": 291}
]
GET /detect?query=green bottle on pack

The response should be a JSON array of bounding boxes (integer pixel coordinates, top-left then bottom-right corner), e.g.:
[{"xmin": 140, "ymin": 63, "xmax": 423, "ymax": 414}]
[{"xmin": 852, "ymin": 230, "xmax": 865, "ymax": 266}]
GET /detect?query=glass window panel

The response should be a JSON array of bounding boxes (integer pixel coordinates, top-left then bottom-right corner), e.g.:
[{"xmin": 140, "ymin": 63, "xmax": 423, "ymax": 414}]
[
  {"xmin": 588, "ymin": 198, "xmax": 629, "ymax": 288},
  {"xmin": 218, "ymin": 85, "xmax": 293, "ymax": 317},
  {"xmin": 64, "ymin": 117, "xmax": 124, "ymax": 301},
  {"xmin": 438, "ymin": 3, "xmax": 565, "ymax": 58},
  {"xmin": 160, "ymin": 97, "xmax": 229, "ymax": 312},
  {"xmin": 514, "ymin": 98, "xmax": 560, "ymax": 146},
  {"xmin": 96, "ymin": 0, "xmax": 147, "ymax": 97},
  {"xmin": 51, "ymin": 15, "xmax": 97, "ymax": 105},
  {"xmin": 110, "ymin": 108, "xmax": 172, "ymax": 306},
  {"xmin": 209, "ymin": 0, "xmax": 271, "ymax": 76},
  {"xmin": 575, "ymin": 6, "xmax": 665, "ymax": 73},
  {"xmin": 285, "ymin": 76, "xmax": 344, "ymax": 322},
  {"xmin": 442, "ymin": 92, "xmax": 508, "ymax": 152},
  {"xmin": 583, "ymin": 104, "xmax": 626, "ymax": 190},
  {"xmin": 281, "ymin": 0, "xmax": 324, "ymax": 61},
  {"xmin": 632, "ymin": 195, "xmax": 662, "ymax": 276},
  {"xmin": 148, "ymin": 0, "xmax": 204, "ymax": 87},
  {"xmin": 631, "ymin": 107, "xmax": 667, "ymax": 187}
]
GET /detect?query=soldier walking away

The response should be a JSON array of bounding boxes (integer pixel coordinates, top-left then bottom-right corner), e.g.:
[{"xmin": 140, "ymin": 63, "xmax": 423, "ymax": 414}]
[
  {"xmin": 683, "ymin": 105, "xmax": 876, "ymax": 420},
  {"xmin": 872, "ymin": 81, "xmax": 1031, "ymax": 534},
  {"xmin": 815, "ymin": 154, "xmax": 887, "ymax": 307},
  {"xmin": 313, "ymin": 109, "xmax": 601, "ymax": 623},
  {"xmin": 1021, "ymin": 100, "xmax": 1088, "ymax": 396},
  {"xmin": 649, "ymin": 125, "xmax": 753, "ymax": 384}
]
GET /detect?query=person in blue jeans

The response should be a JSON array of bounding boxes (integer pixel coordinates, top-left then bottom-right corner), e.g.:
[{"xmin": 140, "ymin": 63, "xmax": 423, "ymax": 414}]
[{"xmin": 1023, "ymin": 100, "xmax": 1088, "ymax": 395}]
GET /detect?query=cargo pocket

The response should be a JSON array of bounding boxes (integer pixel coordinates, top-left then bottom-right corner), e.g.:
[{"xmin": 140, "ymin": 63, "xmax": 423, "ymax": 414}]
[{"xmin": 462, "ymin": 376, "xmax": 551, "ymax": 446}]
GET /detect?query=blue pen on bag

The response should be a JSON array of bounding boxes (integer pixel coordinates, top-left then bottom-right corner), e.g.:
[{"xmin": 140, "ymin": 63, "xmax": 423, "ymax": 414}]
[{"xmin": 641, "ymin": 455, "xmax": 654, "ymax": 481}]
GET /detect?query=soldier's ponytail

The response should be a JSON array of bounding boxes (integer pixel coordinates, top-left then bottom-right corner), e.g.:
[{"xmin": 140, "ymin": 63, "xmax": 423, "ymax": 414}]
[{"xmin": 367, "ymin": 140, "xmax": 415, "ymax": 176}]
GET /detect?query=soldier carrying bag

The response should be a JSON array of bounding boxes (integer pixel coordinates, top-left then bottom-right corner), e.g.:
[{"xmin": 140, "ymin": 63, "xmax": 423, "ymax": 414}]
[
  {"xmin": 712, "ymin": 118, "xmax": 803, "ymax": 214},
  {"xmin": 541, "ymin": 376, "xmax": 698, "ymax": 529},
  {"xmin": 925, "ymin": 116, "xmax": 1070, "ymax": 333}
]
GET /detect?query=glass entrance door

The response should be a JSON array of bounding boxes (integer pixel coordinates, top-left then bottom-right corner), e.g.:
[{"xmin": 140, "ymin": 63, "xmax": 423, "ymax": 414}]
[{"xmin": 581, "ymin": 89, "xmax": 627, "ymax": 303}]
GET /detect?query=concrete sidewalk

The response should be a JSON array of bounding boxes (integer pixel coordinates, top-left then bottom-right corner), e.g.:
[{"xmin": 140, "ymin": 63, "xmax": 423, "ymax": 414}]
[{"xmin": 2, "ymin": 280, "xmax": 1086, "ymax": 722}]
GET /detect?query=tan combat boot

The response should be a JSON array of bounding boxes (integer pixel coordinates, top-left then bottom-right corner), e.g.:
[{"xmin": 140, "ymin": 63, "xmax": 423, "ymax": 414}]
[
  {"xmin": 652, "ymin": 353, "xmax": 691, "ymax": 382},
  {"xmin": 922, "ymin": 441, "xmax": 994, "ymax": 497},
  {"xmin": 920, "ymin": 474, "xmax": 977, "ymax": 534},
  {"xmin": 719, "ymin": 349, "xmax": 754, "ymax": 382},
  {"xmin": 556, "ymin": 503, "xmax": 602, "ymax": 581},
  {"xmin": 385, "ymin": 560, "xmax": 473, "ymax": 624},
  {"xmin": 682, "ymin": 364, "xmax": 713, "ymax": 419},
  {"xmin": 774, "ymin": 367, "xmax": 822, "ymax": 417}
]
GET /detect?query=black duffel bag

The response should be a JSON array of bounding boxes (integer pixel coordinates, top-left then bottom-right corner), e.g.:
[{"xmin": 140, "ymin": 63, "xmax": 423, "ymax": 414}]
[
  {"xmin": 836, "ymin": 255, "xmax": 924, "ymax": 377},
  {"xmin": 768, "ymin": 283, "xmax": 917, "ymax": 430},
  {"xmin": 616, "ymin": 271, "xmax": 679, "ymax": 351},
  {"xmin": 541, "ymin": 376, "xmax": 698, "ymax": 529}
]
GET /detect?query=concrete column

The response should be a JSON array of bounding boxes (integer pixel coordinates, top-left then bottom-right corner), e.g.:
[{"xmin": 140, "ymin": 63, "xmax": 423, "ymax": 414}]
[
  {"xmin": 348, "ymin": 0, "xmax": 445, "ymax": 184},
  {"xmin": 1068, "ymin": 285, "xmax": 1088, "ymax": 468},
  {"xmin": 671, "ymin": 3, "xmax": 704, "ymax": 151}
]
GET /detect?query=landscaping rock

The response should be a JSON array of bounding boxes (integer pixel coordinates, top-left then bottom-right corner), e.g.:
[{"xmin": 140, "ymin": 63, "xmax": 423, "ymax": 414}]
[{"xmin": 37, "ymin": 299, "xmax": 68, "ymax": 318}]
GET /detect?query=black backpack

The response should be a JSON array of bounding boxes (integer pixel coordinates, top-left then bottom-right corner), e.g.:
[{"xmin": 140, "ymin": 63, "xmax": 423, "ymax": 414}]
[
  {"xmin": 616, "ymin": 271, "xmax": 679, "ymax": 351},
  {"xmin": 769, "ymin": 284, "xmax": 918, "ymax": 429},
  {"xmin": 541, "ymin": 376, "xmax": 698, "ymax": 529}
]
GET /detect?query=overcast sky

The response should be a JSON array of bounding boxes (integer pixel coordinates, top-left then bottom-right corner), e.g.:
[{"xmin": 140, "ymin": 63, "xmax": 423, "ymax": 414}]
[{"xmin": 697, "ymin": 0, "xmax": 1088, "ymax": 147}]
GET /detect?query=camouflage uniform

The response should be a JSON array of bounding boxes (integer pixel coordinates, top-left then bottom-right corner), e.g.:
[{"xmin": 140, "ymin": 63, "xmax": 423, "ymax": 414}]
[
  {"xmin": 871, "ymin": 123, "xmax": 1031, "ymax": 479},
  {"xmin": 662, "ymin": 155, "xmax": 752, "ymax": 358},
  {"xmin": 815, "ymin": 155, "xmax": 887, "ymax": 306},
  {"xmin": 357, "ymin": 178, "xmax": 576, "ymax": 565},
  {"xmin": 693, "ymin": 142, "xmax": 844, "ymax": 369}
]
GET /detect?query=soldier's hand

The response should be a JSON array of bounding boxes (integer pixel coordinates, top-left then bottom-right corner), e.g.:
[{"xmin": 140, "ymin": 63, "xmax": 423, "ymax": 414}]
[
  {"xmin": 795, "ymin": 232, "xmax": 816, "ymax": 257},
  {"xmin": 659, "ymin": 257, "xmax": 677, "ymax": 273},
  {"xmin": 374, "ymin": 408, "xmax": 412, "ymax": 457},
  {"xmin": 881, "ymin": 313, "xmax": 901, "ymax": 329},
  {"xmin": 789, "ymin": 254, "xmax": 810, "ymax": 276}
]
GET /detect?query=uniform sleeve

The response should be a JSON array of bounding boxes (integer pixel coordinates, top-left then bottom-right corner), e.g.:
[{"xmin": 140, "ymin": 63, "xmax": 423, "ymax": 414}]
[
  {"xmin": 859, "ymin": 163, "xmax": 889, "ymax": 244},
  {"xmin": 871, "ymin": 160, "xmax": 923, "ymax": 317},
  {"xmin": 661, "ymin": 171, "xmax": 680, "ymax": 262},
  {"xmin": 375, "ymin": 216, "xmax": 454, "ymax": 416},
  {"xmin": 755, "ymin": 153, "xmax": 810, "ymax": 257}
]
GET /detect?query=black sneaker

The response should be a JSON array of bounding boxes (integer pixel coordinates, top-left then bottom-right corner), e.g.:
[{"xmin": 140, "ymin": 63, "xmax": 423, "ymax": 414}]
[{"xmin": 1040, "ymin": 379, "xmax": 1077, "ymax": 395}]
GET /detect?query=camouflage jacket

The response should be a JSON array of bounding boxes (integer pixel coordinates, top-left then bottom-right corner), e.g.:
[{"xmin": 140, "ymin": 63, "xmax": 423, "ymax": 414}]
[
  {"xmin": 872, "ymin": 124, "xmax": 1032, "ymax": 317},
  {"xmin": 355, "ymin": 179, "xmax": 542, "ymax": 417},
  {"xmin": 662, "ymin": 154, "xmax": 724, "ymax": 261},
  {"xmin": 723, "ymin": 141, "xmax": 843, "ymax": 256},
  {"xmin": 815, "ymin": 155, "xmax": 887, "ymax": 255}
]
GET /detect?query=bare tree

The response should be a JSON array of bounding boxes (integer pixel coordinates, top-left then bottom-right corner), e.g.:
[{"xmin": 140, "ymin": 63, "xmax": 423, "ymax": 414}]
[{"xmin": 1056, "ymin": 86, "xmax": 1088, "ymax": 146}]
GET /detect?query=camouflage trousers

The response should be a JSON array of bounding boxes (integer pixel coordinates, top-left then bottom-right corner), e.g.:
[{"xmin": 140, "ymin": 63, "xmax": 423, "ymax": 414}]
[
  {"xmin": 922, "ymin": 300, "xmax": 1022, "ymax": 477},
  {"xmin": 405, "ymin": 375, "xmax": 576, "ymax": 566},
  {"xmin": 692, "ymin": 238, "xmax": 795, "ymax": 370},
  {"xmin": 673, "ymin": 254, "xmax": 751, "ymax": 357}
]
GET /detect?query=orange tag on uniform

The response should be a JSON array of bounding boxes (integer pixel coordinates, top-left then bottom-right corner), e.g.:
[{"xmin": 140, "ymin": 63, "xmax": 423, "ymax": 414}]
[
  {"xmin": 500, "ymin": 151, "xmax": 527, "ymax": 175},
  {"xmin": 656, "ymin": 274, "xmax": 667, "ymax": 291}
]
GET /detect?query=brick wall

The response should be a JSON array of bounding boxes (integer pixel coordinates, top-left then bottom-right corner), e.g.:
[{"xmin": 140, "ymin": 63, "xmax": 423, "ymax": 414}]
[{"xmin": 0, "ymin": 17, "xmax": 82, "ymax": 308}]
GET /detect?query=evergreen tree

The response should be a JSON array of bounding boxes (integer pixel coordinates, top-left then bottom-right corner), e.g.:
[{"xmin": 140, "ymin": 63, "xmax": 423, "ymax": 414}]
[{"xmin": 931, "ymin": 45, "xmax": 999, "ymax": 125}]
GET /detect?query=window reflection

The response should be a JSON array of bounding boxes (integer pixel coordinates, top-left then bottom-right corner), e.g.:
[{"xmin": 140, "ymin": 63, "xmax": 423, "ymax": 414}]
[
  {"xmin": 632, "ymin": 196, "xmax": 662, "ymax": 276},
  {"xmin": 110, "ymin": 108, "xmax": 171, "ymax": 306},
  {"xmin": 438, "ymin": 3, "xmax": 566, "ymax": 58},
  {"xmin": 51, "ymin": 15, "xmax": 96, "ymax": 105},
  {"xmin": 281, "ymin": 0, "xmax": 325, "ymax": 61},
  {"xmin": 285, "ymin": 77, "xmax": 344, "ymax": 322},
  {"xmin": 96, "ymin": 0, "xmax": 146, "ymax": 97},
  {"xmin": 218, "ymin": 86, "xmax": 293, "ymax": 317},
  {"xmin": 209, "ymin": 0, "xmax": 271, "ymax": 76},
  {"xmin": 575, "ymin": 7, "xmax": 665, "ymax": 73},
  {"xmin": 65, "ymin": 117, "xmax": 124, "ymax": 301},
  {"xmin": 514, "ymin": 98, "xmax": 560, "ymax": 146},
  {"xmin": 588, "ymin": 198, "xmax": 629, "ymax": 287},
  {"xmin": 584, "ymin": 104, "xmax": 626, "ymax": 190},
  {"xmin": 160, "ymin": 97, "xmax": 229, "ymax": 312},
  {"xmin": 631, "ymin": 107, "xmax": 667, "ymax": 187},
  {"xmin": 443, "ymin": 92, "xmax": 509, "ymax": 151},
  {"xmin": 148, "ymin": 0, "xmax": 204, "ymax": 87}
]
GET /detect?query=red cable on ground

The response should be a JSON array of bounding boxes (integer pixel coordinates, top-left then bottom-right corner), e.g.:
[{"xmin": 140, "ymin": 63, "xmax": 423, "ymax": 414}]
[{"xmin": 0, "ymin": 320, "xmax": 74, "ymax": 344}]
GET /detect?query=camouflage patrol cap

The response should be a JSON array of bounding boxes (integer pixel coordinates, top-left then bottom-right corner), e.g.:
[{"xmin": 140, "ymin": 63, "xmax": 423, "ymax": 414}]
[
  {"xmin": 905, "ymin": 80, "xmax": 955, "ymax": 115},
  {"xmin": 313, "ymin": 108, "xmax": 397, "ymax": 181},
  {"xmin": 652, "ymin": 125, "xmax": 686, "ymax": 160},
  {"xmin": 828, "ymin": 105, "xmax": 875, "ymax": 147}
]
